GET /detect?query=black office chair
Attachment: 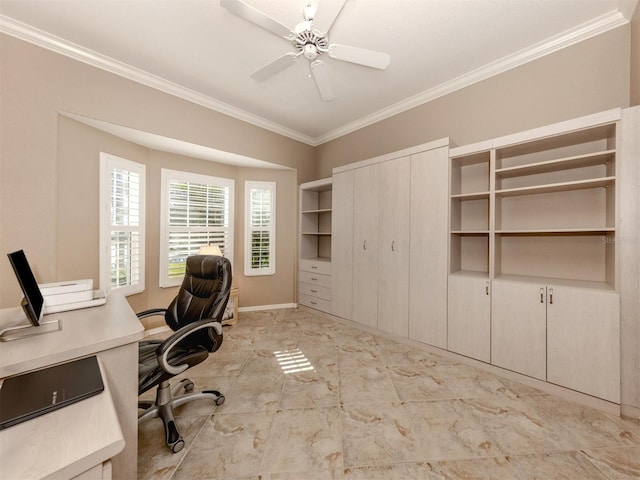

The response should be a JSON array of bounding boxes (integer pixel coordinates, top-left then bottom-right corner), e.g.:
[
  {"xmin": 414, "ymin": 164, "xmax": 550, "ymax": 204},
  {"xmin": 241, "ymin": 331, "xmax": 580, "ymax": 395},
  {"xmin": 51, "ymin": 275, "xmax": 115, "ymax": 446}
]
[{"xmin": 137, "ymin": 255, "xmax": 231, "ymax": 453}]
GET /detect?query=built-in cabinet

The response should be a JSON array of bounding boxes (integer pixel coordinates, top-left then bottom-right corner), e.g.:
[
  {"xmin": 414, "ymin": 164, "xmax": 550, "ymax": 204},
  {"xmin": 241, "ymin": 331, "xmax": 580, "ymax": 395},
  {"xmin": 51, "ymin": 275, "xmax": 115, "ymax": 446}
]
[
  {"xmin": 448, "ymin": 108, "xmax": 624, "ymax": 403},
  {"xmin": 302, "ymin": 107, "xmax": 638, "ymax": 409},
  {"xmin": 331, "ymin": 139, "xmax": 450, "ymax": 343},
  {"xmin": 298, "ymin": 178, "xmax": 332, "ymax": 313}
]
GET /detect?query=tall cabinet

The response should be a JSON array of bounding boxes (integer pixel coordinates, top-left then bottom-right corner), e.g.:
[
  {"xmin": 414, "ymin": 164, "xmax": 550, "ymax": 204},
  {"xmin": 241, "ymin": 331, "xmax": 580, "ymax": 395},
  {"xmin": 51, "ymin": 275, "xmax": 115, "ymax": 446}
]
[
  {"xmin": 331, "ymin": 139, "xmax": 450, "ymax": 342},
  {"xmin": 298, "ymin": 178, "xmax": 332, "ymax": 313},
  {"xmin": 448, "ymin": 108, "xmax": 624, "ymax": 403}
]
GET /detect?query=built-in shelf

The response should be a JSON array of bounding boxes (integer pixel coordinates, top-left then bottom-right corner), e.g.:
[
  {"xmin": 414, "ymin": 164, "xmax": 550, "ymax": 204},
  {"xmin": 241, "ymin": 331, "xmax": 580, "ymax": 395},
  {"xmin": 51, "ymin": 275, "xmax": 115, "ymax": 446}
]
[{"xmin": 450, "ymin": 113, "xmax": 617, "ymax": 287}]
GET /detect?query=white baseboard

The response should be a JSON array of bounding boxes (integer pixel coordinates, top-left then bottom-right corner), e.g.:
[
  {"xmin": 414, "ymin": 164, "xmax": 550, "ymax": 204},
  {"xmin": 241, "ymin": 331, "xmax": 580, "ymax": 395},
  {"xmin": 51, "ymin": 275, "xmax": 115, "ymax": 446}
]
[{"xmin": 238, "ymin": 303, "xmax": 297, "ymax": 312}]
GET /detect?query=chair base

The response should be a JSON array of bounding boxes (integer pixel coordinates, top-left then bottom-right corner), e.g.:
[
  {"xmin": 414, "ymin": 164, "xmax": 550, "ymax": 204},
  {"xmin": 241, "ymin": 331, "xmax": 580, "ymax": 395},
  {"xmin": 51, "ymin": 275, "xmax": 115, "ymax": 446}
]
[{"xmin": 138, "ymin": 378, "xmax": 225, "ymax": 453}]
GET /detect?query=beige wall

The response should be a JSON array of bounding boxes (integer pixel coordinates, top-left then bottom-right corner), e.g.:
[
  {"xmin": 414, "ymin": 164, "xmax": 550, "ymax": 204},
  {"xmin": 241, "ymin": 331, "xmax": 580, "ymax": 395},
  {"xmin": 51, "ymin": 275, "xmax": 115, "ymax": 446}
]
[
  {"xmin": 316, "ymin": 26, "xmax": 631, "ymax": 177},
  {"xmin": 0, "ymin": 34, "xmax": 313, "ymax": 310},
  {"xmin": 55, "ymin": 116, "xmax": 297, "ymax": 324}
]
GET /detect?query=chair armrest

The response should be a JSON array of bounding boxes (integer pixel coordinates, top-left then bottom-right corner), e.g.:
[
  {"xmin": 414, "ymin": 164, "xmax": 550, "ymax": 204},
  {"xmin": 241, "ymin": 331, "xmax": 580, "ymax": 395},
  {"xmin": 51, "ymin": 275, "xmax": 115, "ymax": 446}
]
[
  {"xmin": 156, "ymin": 319, "xmax": 223, "ymax": 375},
  {"xmin": 136, "ymin": 308, "xmax": 168, "ymax": 319}
]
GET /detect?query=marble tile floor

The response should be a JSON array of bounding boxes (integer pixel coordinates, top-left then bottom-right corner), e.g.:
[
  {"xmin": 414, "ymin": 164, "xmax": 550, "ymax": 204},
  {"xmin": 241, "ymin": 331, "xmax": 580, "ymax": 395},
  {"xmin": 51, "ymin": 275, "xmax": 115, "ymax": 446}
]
[{"xmin": 138, "ymin": 308, "xmax": 640, "ymax": 480}]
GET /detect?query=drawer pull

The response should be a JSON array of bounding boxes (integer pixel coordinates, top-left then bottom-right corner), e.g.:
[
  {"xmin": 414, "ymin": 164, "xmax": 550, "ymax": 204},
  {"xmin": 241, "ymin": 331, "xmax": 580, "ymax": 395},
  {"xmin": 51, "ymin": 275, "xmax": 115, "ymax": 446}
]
[
  {"xmin": 311, "ymin": 289, "xmax": 317, "ymax": 293},
  {"xmin": 311, "ymin": 301, "xmax": 317, "ymax": 305},
  {"xmin": 311, "ymin": 277, "xmax": 318, "ymax": 281},
  {"xmin": 311, "ymin": 265, "xmax": 318, "ymax": 269},
  {"xmin": 540, "ymin": 287, "xmax": 544, "ymax": 303}
]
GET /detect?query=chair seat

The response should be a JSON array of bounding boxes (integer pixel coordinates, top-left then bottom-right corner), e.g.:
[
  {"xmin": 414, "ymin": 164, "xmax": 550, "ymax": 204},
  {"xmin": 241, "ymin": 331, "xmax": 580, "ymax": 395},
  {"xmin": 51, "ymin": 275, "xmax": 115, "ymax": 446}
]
[{"xmin": 138, "ymin": 340, "xmax": 209, "ymax": 395}]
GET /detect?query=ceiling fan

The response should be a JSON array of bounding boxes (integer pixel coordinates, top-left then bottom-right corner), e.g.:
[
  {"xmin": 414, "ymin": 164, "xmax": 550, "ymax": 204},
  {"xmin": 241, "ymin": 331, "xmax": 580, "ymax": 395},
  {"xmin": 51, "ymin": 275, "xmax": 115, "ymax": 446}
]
[{"xmin": 220, "ymin": 0, "xmax": 391, "ymax": 101}]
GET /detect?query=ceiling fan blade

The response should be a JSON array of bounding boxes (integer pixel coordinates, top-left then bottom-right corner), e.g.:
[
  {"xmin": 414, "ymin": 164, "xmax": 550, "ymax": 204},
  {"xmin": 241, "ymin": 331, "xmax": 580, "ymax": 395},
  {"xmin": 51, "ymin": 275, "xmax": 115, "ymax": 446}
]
[
  {"xmin": 251, "ymin": 53, "xmax": 300, "ymax": 80},
  {"xmin": 328, "ymin": 44, "xmax": 391, "ymax": 70},
  {"xmin": 310, "ymin": 60, "xmax": 335, "ymax": 102},
  {"xmin": 220, "ymin": 0, "xmax": 293, "ymax": 40},
  {"xmin": 311, "ymin": 0, "xmax": 347, "ymax": 36}
]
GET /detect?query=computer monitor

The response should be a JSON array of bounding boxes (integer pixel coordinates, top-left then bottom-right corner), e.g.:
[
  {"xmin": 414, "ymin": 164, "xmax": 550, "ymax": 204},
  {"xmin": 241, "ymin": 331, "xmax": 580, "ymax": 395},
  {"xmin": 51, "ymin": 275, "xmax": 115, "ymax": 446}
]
[{"xmin": 7, "ymin": 250, "xmax": 44, "ymax": 327}]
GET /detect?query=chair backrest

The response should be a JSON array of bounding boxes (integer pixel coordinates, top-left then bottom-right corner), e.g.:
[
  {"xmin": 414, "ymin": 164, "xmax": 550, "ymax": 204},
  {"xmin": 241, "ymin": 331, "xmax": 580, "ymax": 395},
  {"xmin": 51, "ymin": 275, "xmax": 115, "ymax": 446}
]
[{"xmin": 165, "ymin": 255, "xmax": 232, "ymax": 350}]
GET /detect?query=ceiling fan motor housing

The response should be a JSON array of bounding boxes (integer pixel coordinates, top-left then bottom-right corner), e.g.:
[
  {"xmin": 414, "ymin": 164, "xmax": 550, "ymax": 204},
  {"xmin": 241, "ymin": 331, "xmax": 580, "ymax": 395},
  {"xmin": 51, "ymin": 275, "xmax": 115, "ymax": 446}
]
[{"xmin": 294, "ymin": 26, "xmax": 328, "ymax": 60}]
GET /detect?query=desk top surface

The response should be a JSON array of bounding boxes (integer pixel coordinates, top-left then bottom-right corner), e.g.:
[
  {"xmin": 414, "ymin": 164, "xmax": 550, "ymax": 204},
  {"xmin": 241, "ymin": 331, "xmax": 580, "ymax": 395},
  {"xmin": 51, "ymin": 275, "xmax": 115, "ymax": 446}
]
[
  {"xmin": 0, "ymin": 293, "xmax": 144, "ymax": 378},
  {"xmin": 0, "ymin": 359, "xmax": 125, "ymax": 480}
]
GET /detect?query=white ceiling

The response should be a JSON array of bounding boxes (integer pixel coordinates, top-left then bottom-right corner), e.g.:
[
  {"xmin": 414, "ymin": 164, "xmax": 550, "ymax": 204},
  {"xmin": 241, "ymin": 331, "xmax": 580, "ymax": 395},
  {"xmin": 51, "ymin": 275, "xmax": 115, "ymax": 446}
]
[{"xmin": 1, "ymin": 0, "xmax": 637, "ymax": 146}]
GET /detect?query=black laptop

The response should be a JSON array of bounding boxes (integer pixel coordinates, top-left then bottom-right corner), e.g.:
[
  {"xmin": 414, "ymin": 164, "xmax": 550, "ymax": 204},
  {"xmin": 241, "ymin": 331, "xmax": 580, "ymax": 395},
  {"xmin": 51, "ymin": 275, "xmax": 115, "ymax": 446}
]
[{"xmin": 0, "ymin": 355, "xmax": 104, "ymax": 430}]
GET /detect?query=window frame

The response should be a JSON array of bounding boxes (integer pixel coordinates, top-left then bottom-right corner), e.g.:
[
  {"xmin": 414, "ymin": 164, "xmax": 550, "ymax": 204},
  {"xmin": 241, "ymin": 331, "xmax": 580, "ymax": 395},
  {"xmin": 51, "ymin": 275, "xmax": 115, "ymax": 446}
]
[
  {"xmin": 244, "ymin": 180, "xmax": 276, "ymax": 276},
  {"xmin": 159, "ymin": 168, "xmax": 234, "ymax": 287},
  {"xmin": 99, "ymin": 152, "xmax": 146, "ymax": 297}
]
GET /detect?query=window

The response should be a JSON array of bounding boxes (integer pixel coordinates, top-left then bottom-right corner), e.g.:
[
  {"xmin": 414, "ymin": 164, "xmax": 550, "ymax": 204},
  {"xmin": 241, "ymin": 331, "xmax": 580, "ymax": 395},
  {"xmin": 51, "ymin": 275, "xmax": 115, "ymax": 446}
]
[
  {"xmin": 99, "ymin": 153, "xmax": 145, "ymax": 296},
  {"xmin": 244, "ymin": 181, "xmax": 276, "ymax": 276},
  {"xmin": 160, "ymin": 169, "xmax": 234, "ymax": 287}
]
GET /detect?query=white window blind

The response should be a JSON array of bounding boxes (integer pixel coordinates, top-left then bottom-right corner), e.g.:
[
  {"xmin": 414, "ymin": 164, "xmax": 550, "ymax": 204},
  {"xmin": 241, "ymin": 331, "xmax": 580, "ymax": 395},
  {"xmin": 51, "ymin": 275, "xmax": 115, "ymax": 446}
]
[
  {"xmin": 245, "ymin": 181, "xmax": 276, "ymax": 276},
  {"xmin": 160, "ymin": 169, "xmax": 234, "ymax": 287},
  {"xmin": 99, "ymin": 153, "xmax": 146, "ymax": 296}
]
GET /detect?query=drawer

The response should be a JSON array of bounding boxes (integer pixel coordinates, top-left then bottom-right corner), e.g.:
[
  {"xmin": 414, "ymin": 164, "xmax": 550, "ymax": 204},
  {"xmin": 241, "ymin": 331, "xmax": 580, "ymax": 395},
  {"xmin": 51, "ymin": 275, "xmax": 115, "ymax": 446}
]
[
  {"xmin": 298, "ymin": 293, "xmax": 331, "ymax": 313},
  {"xmin": 300, "ymin": 258, "xmax": 331, "ymax": 275},
  {"xmin": 299, "ymin": 270, "xmax": 331, "ymax": 288},
  {"xmin": 299, "ymin": 282, "xmax": 331, "ymax": 301}
]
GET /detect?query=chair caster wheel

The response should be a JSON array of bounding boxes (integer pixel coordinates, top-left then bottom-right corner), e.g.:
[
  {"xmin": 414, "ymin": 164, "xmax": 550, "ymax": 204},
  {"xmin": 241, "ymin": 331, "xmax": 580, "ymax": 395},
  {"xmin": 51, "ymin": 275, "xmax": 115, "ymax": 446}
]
[
  {"xmin": 215, "ymin": 395, "xmax": 225, "ymax": 406},
  {"xmin": 171, "ymin": 439, "xmax": 185, "ymax": 453},
  {"xmin": 183, "ymin": 381, "xmax": 194, "ymax": 392}
]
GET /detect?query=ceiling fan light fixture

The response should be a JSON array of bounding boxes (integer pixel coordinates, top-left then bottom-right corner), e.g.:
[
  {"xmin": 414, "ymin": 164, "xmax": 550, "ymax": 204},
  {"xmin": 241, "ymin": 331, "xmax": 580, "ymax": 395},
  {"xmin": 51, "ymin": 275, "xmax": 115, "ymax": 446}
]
[{"xmin": 303, "ymin": 44, "xmax": 319, "ymax": 60}]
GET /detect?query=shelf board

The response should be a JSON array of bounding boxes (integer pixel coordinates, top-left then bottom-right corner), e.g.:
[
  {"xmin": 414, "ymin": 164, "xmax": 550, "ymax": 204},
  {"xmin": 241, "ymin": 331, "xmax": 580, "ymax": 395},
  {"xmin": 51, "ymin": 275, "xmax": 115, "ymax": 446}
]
[
  {"xmin": 495, "ymin": 228, "xmax": 614, "ymax": 235},
  {"xmin": 450, "ymin": 191, "xmax": 490, "ymax": 201},
  {"xmin": 301, "ymin": 232, "xmax": 332, "ymax": 236},
  {"xmin": 450, "ymin": 230, "xmax": 490, "ymax": 235},
  {"xmin": 449, "ymin": 270, "xmax": 490, "ymax": 279},
  {"xmin": 495, "ymin": 176, "xmax": 615, "ymax": 198},
  {"xmin": 493, "ymin": 273, "xmax": 615, "ymax": 291},
  {"xmin": 495, "ymin": 149, "xmax": 615, "ymax": 178},
  {"xmin": 302, "ymin": 209, "xmax": 332, "ymax": 214}
]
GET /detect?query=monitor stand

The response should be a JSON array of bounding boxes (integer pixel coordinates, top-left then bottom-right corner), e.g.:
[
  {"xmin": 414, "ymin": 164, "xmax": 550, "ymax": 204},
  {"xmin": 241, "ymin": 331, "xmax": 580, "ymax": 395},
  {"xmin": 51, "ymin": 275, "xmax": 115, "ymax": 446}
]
[{"xmin": 0, "ymin": 319, "xmax": 61, "ymax": 342}]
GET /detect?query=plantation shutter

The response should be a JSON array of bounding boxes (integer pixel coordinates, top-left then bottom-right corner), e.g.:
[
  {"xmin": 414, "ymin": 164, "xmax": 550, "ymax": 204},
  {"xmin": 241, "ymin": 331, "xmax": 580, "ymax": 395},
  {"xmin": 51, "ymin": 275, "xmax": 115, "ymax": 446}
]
[
  {"xmin": 245, "ymin": 181, "xmax": 276, "ymax": 276},
  {"xmin": 100, "ymin": 153, "xmax": 146, "ymax": 296},
  {"xmin": 160, "ymin": 169, "xmax": 234, "ymax": 287}
]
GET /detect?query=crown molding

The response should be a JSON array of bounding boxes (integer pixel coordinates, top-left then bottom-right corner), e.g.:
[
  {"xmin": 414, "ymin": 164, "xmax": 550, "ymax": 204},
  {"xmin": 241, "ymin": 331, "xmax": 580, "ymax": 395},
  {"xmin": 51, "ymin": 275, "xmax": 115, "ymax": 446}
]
[
  {"xmin": 0, "ymin": 9, "xmax": 631, "ymax": 148},
  {"xmin": 314, "ymin": 9, "xmax": 629, "ymax": 145},
  {"xmin": 0, "ymin": 14, "xmax": 316, "ymax": 146}
]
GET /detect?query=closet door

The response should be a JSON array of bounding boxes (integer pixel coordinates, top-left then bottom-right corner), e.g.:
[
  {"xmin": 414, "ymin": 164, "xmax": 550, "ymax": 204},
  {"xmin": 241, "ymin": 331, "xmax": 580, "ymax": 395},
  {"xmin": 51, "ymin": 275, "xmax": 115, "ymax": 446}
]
[
  {"xmin": 447, "ymin": 275, "xmax": 491, "ymax": 362},
  {"xmin": 409, "ymin": 147, "xmax": 449, "ymax": 348},
  {"xmin": 377, "ymin": 157, "xmax": 410, "ymax": 336},
  {"xmin": 491, "ymin": 280, "xmax": 546, "ymax": 380},
  {"xmin": 331, "ymin": 170, "xmax": 354, "ymax": 320},
  {"xmin": 547, "ymin": 286, "xmax": 620, "ymax": 403},
  {"xmin": 352, "ymin": 164, "xmax": 379, "ymax": 328}
]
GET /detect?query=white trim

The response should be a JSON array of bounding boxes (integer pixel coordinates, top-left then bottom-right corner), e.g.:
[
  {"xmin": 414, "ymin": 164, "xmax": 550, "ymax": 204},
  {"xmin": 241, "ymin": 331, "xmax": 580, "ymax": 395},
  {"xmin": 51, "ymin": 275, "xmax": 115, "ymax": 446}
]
[
  {"xmin": 238, "ymin": 303, "xmax": 297, "ymax": 312},
  {"xmin": 0, "ymin": 10, "xmax": 629, "ymax": 146}
]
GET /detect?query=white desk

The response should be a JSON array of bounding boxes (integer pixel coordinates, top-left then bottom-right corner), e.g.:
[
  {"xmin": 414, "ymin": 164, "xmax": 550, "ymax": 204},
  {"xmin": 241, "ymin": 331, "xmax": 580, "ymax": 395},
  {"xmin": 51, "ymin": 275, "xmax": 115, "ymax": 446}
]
[{"xmin": 0, "ymin": 294, "xmax": 144, "ymax": 479}]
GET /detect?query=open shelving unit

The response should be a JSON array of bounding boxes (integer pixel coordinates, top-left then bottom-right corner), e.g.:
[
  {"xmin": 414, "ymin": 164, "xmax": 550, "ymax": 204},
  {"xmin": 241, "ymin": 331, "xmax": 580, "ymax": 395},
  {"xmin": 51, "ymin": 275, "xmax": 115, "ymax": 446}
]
[
  {"xmin": 299, "ymin": 178, "xmax": 333, "ymax": 262},
  {"xmin": 449, "ymin": 112, "xmax": 618, "ymax": 290}
]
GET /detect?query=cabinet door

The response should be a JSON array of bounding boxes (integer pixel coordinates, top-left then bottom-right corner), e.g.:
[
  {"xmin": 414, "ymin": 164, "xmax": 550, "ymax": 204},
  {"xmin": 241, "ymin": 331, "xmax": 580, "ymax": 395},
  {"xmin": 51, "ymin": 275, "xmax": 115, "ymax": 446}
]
[
  {"xmin": 352, "ymin": 164, "xmax": 380, "ymax": 328},
  {"xmin": 409, "ymin": 147, "xmax": 449, "ymax": 348},
  {"xmin": 331, "ymin": 170, "xmax": 354, "ymax": 320},
  {"xmin": 547, "ymin": 286, "xmax": 620, "ymax": 403},
  {"xmin": 377, "ymin": 157, "xmax": 411, "ymax": 336},
  {"xmin": 491, "ymin": 280, "xmax": 546, "ymax": 380},
  {"xmin": 447, "ymin": 275, "xmax": 491, "ymax": 362}
]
